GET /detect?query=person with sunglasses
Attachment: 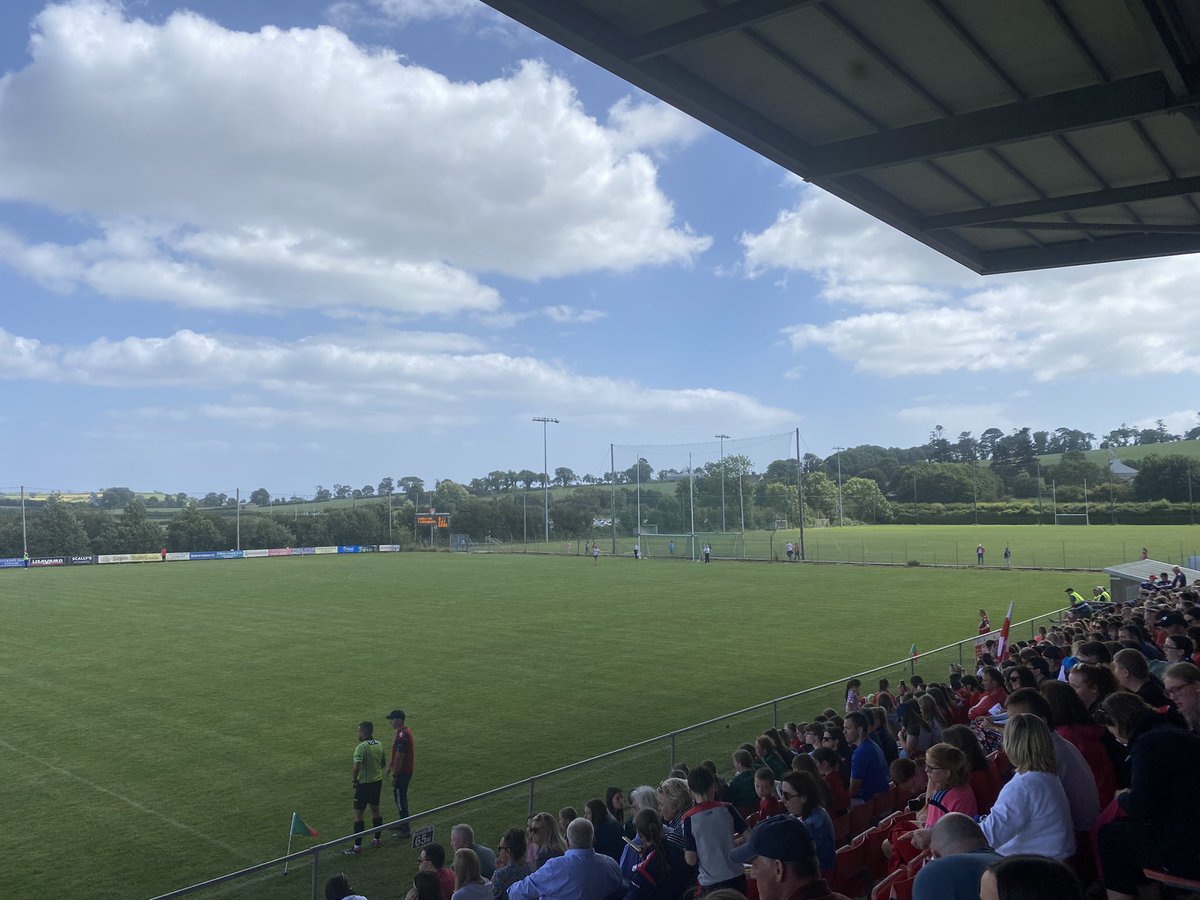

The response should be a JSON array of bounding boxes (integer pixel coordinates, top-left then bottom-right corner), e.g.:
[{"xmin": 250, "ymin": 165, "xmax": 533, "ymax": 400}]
[{"xmin": 490, "ymin": 828, "xmax": 530, "ymax": 900}]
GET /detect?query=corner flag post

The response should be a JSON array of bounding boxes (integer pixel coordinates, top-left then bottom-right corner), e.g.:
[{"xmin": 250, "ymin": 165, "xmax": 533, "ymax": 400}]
[{"xmin": 284, "ymin": 812, "xmax": 318, "ymax": 874}]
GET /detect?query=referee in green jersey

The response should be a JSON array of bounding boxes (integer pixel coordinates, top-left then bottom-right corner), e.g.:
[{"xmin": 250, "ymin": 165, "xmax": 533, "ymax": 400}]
[{"xmin": 345, "ymin": 721, "xmax": 386, "ymax": 855}]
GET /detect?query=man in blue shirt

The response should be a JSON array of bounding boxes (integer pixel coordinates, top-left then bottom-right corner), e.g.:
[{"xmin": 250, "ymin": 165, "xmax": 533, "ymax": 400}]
[
  {"xmin": 508, "ymin": 817, "xmax": 624, "ymax": 900},
  {"xmin": 913, "ymin": 813, "xmax": 1001, "ymax": 900},
  {"xmin": 844, "ymin": 712, "xmax": 888, "ymax": 804}
]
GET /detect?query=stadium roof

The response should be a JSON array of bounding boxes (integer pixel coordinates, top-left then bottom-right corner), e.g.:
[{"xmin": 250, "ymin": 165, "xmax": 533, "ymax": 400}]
[
  {"xmin": 481, "ymin": 0, "xmax": 1200, "ymax": 275},
  {"xmin": 1104, "ymin": 559, "xmax": 1200, "ymax": 581}
]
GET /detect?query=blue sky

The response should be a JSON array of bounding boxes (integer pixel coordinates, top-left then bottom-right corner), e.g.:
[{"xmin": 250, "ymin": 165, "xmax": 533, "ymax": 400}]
[{"xmin": 2, "ymin": 0, "xmax": 1198, "ymax": 498}]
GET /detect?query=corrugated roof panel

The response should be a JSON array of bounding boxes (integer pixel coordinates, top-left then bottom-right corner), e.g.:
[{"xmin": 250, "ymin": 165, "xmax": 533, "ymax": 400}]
[
  {"xmin": 1061, "ymin": 123, "xmax": 1176, "ymax": 189},
  {"xmin": 946, "ymin": 225, "xmax": 1040, "ymax": 251},
  {"xmin": 928, "ymin": 148, "xmax": 1048, "ymax": 208},
  {"xmin": 574, "ymin": 0, "xmax": 691, "ymax": 33},
  {"xmin": 863, "ymin": 161, "xmax": 981, "ymax": 213},
  {"xmin": 1139, "ymin": 115, "xmax": 1200, "ymax": 178},
  {"xmin": 831, "ymin": 0, "xmax": 1015, "ymax": 116},
  {"xmin": 671, "ymin": 36, "xmax": 871, "ymax": 145},
  {"xmin": 946, "ymin": 0, "xmax": 1102, "ymax": 98},
  {"xmin": 756, "ymin": 7, "xmax": 943, "ymax": 132},
  {"xmin": 1060, "ymin": 0, "xmax": 1164, "ymax": 79},
  {"xmin": 994, "ymin": 137, "xmax": 1103, "ymax": 196},
  {"xmin": 1124, "ymin": 195, "xmax": 1200, "ymax": 225}
]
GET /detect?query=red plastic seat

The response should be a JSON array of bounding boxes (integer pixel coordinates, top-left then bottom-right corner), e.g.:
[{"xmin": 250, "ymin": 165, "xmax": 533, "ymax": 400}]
[
  {"xmin": 849, "ymin": 801, "xmax": 873, "ymax": 839},
  {"xmin": 833, "ymin": 811, "xmax": 850, "ymax": 846},
  {"xmin": 870, "ymin": 868, "xmax": 905, "ymax": 900},
  {"xmin": 871, "ymin": 787, "xmax": 894, "ymax": 823},
  {"xmin": 891, "ymin": 874, "xmax": 917, "ymax": 900},
  {"xmin": 832, "ymin": 836, "xmax": 867, "ymax": 896},
  {"xmin": 861, "ymin": 823, "xmax": 891, "ymax": 880},
  {"xmin": 1142, "ymin": 868, "xmax": 1200, "ymax": 891},
  {"xmin": 905, "ymin": 847, "xmax": 932, "ymax": 878}
]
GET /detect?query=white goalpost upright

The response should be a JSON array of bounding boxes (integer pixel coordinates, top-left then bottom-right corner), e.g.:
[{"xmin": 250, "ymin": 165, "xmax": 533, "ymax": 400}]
[{"xmin": 609, "ymin": 431, "xmax": 796, "ymax": 561}]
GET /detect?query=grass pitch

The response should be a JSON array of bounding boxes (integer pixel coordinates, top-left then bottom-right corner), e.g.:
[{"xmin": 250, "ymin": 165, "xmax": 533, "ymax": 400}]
[{"xmin": 1, "ymin": 552, "xmax": 1069, "ymax": 899}]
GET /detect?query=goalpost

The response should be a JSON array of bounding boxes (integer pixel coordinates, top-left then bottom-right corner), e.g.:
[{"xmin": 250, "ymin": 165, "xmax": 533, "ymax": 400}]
[
  {"xmin": 610, "ymin": 431, "xmax": 797, "ymax": 561},
  {"xmin": 1053, "ymin": 513, "xmax": 1090, "ymax": 525}
]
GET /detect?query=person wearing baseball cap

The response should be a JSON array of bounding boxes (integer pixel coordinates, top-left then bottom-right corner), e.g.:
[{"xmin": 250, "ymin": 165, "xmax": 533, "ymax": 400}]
[
  {"xmin": 730, "ymin": 815, "xmax": 852, "ymax": 900},
  {"xmin": 385, "ymin": 709, "xmax": 415, "ymax": 837}
]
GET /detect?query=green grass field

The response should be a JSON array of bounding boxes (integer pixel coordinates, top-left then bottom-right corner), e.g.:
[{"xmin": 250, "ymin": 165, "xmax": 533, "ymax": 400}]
[{"xmin": 1, "ymin": 552, "xmax": 1072, "ymax": 899}]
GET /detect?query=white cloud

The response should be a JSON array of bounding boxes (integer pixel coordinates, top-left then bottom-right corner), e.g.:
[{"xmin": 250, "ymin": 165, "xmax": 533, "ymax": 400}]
[
  {"xmin": 745, "ymin": 184, "xmax": 1200, "ymax": 382},
  {"xmin": 607, "ymin": 96, "xmax": 707, "ymax": 156},
  {"xmin": 542, "ymin": 304, "xmax": 605, "ymax": 324},
  {"xmin": 1, "ymin": 325, "xmax": 793, "ymax": 433},
  {"xmin": 0, "ymin": 2, "xmax": 710, "ymax": 315}
]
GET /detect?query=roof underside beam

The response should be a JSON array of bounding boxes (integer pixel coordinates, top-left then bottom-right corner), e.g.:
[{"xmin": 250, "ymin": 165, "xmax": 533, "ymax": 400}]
[
  {"xmin": 922, "ymin": 174, "xmax": 1200, "ymax": 229},
  {"xmin": 804, "ymin": 73, "xmax": 1197, "ymax": 178},
  {"xmin": 968, "ymin": 220, "xmax": 1200, "ymax": 234},
  {"xmin": 980, "ymin": 232, "xmax": 1200, "ymax": 273}
]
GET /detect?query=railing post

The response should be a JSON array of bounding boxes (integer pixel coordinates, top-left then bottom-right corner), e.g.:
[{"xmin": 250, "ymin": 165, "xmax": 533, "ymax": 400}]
[
  {"xmin": 528, "ymin": 779, "xmax": 536, "ymax": 817},
  {"xmin": 670, "ymin": 733, "xmax": 677, "ymax": 769},
  {"xmin": 772, "ymin": 700, "xmax": 778, "ymax": 729},
  {"xmin": 311, "ymin": 851, "xmax": 319, "ymax": 900},
  {"xmin": 958, "ymin": 641, "xmax": 963, "ymax": 668}
]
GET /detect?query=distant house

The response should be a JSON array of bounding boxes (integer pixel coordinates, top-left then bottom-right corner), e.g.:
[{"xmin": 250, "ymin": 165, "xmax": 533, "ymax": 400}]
[{"xmin": 1108, "ymin": 459, "xmax": 1137, "ymax": 481}]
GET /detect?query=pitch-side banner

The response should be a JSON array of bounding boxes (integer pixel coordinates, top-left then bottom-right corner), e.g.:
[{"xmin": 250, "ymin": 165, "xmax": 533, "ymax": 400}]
[
  {"xmin": 314, "ymin": 546, "xmax": 338, "ymax": 555},
  {"xmin": 377, "ymin": 544, "xmax": 401, "ymax": 552},
  {"xmin": 243, "ymin": 548, "xmax": 269, "ymax": 558},
  {"xmin": 0, "ymin": 557, "xmax": 26, "ymax": 568},
  {"xmin": 68, "ymin": 555, "xmax": 96, "ymax": 565},
  {"xmin": 165, "ymin": 552, "xmax": 190, "ymax": 562},
  {"xmin": 189, "ymin": 550, "xmax": 244, "ymax": 561},
  {"xmin": 30, "ymin": 557, "xmax": 66, "ymax": 567},
  {"xmin": 98, "ymin": 553, "xmax": 160, "ymax": 564},
  {"xmin": 337, "ymin": 545, "xmax": 362, "ymax": 553}
]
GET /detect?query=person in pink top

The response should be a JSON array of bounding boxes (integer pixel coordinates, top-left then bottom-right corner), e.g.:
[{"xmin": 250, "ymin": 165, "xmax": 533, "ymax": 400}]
[{"xmin": 922, "ymin": 743, "xmax": 978, "ymax": 828}]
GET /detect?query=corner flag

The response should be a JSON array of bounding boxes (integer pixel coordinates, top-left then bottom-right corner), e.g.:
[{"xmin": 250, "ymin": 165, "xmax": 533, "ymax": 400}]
[
  {"xmin": 285, "ymin": 812, "xmax": 319, "ymax": 874},
  {"xmin": 290, "ymin": 812, "xmax": 319, "ymax": 837},
  {"xmin": 909, "ymin": 642, "xmax": 918, "ymax": 659},
  {"xmin": 995, "ymin": 600, "xmax": 1015, "ymax": 663}
]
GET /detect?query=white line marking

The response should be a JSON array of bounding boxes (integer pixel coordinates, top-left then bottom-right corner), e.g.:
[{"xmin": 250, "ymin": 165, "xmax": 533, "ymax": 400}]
[{"xmin": 0, "ymin": 737, "xmax": 250, "ymax": 859}]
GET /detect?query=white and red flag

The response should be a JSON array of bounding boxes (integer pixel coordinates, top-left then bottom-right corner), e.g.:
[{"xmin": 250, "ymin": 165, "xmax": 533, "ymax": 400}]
[{"xmin": 995, "ymin": 600, "xmax": 1015, "ymax": 662}]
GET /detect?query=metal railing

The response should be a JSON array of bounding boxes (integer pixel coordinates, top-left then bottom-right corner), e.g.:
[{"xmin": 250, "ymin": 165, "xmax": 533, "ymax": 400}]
[{"xmin": 150, "ymin": 607, "xmax": 1069, "ymax": 900}]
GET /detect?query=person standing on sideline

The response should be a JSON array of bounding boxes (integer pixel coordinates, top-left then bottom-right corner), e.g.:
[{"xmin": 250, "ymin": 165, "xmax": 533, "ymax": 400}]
[
  {"xmin": 592, "ymin": 543, "xmax": 600, "ymax": 564},
  {"xmin": 1003, "ymin": 546, "xmax": 1011, "ymax": 568},
  {"xmin": 346, "ymin": 721, "xmax": 386, "ymax": 855},
  {"xmin": 1141, "ymin": 547, "xmax": 1149, "ymax": 560},
  {"xmin": 633, "ymin": 543, "xmax": 640, "ymax": 560},
  {"xmin": 977, "ymin": 544, "xmax": 985, "ymax": 566},
  {"xmin": 160, "ymin": 546, "xmax": 167, "ymax": 562},
  {"xmin": 703, "ymin": 544, "xmax": 711, "ymax": 563},
  {"xmin": 786, "ymin": 542, "xmax": 794, "ymax": 561},
  {"xmin": 386, "ymin": 710, "xmax": 414, "ymax": 837},
  {"xmin": 668, "ymin": 540, "xmax": 675, "ymax": 556}
]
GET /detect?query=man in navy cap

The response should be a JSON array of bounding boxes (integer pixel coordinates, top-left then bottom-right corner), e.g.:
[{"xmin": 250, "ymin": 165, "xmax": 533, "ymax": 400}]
[{"xmin": 731, "ymin": 815, "xmax": 853, "ymax": 900}]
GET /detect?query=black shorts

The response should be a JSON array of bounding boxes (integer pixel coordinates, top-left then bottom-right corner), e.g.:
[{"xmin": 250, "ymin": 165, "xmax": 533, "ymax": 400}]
[{"xmin": 354, "ymin": 780, "xmax": 383, "ymax": 810}]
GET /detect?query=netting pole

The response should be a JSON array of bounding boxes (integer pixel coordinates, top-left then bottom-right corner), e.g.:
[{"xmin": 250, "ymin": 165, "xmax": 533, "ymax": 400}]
[
  {"xmin": 689, "ymin": 453, "xmax": 696, "ymax": 561},
  {"xmin": 610, "ymin": 444, "xmax": 617, "ymax": 555},
  {"xmin": 795, "ymin": 428, "xmax": 806, "ymax": 561}
]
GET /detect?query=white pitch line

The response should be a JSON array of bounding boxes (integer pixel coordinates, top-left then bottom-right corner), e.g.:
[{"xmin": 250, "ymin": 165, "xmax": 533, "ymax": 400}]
[{"xmin": 0, "ymin": 737, "xmax": 249, "ymax": 859}]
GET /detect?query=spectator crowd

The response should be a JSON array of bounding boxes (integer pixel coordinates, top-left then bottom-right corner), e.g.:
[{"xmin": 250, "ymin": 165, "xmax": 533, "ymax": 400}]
[{"xmin": 331, "ymin": 581, "xmax": 1200, "ymax": 900}]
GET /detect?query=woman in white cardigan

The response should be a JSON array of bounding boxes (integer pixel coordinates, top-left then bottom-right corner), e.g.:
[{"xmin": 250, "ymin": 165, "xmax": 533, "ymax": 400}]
[{"xmin": 978, "ymin": 713, "xmax": 1075, "ymax": 860}]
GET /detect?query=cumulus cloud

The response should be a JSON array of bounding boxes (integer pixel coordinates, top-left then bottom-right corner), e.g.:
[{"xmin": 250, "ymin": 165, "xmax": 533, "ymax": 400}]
[
  {"xmin": 607, "ymin": 96, "xmax": 707, "ymax": 156},
  {"xmin": 542, "ymin": 304, "xmax": 605, "ymax": 324},
  {"xmin": 0, "ymin": 325, "xmax": 793, "ymax": 434},
  {"xmin": 745, "ymin": 184, "xmax": 1200, "ymax": 381},
  {"xmin": 0, "ymin": 2, "xmax": 710, "ymax": 315}
]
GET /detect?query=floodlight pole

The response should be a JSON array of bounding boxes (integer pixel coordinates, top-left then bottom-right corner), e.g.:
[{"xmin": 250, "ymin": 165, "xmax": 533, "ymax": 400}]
[
  {"xmin": 236, "ymin": 488, "xmax": 241, "ymax": 551},
  {"xmin": 21, "ymin": 485, "xmax": 28, "ymax": 559},
  {"xmin": 833, "ymin": 447, "xmax": 845, "ymax": 527},
  {"xmin": 532, "ymin": 417, "xmax": 558, "ymax": 544},
  {"xmin": 794, "ymin": 428, "xmax": 806, "ymax": 561},
  {"xmin": 715, "ymin": 434, "xmax": 729, "ymax": 532}
]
